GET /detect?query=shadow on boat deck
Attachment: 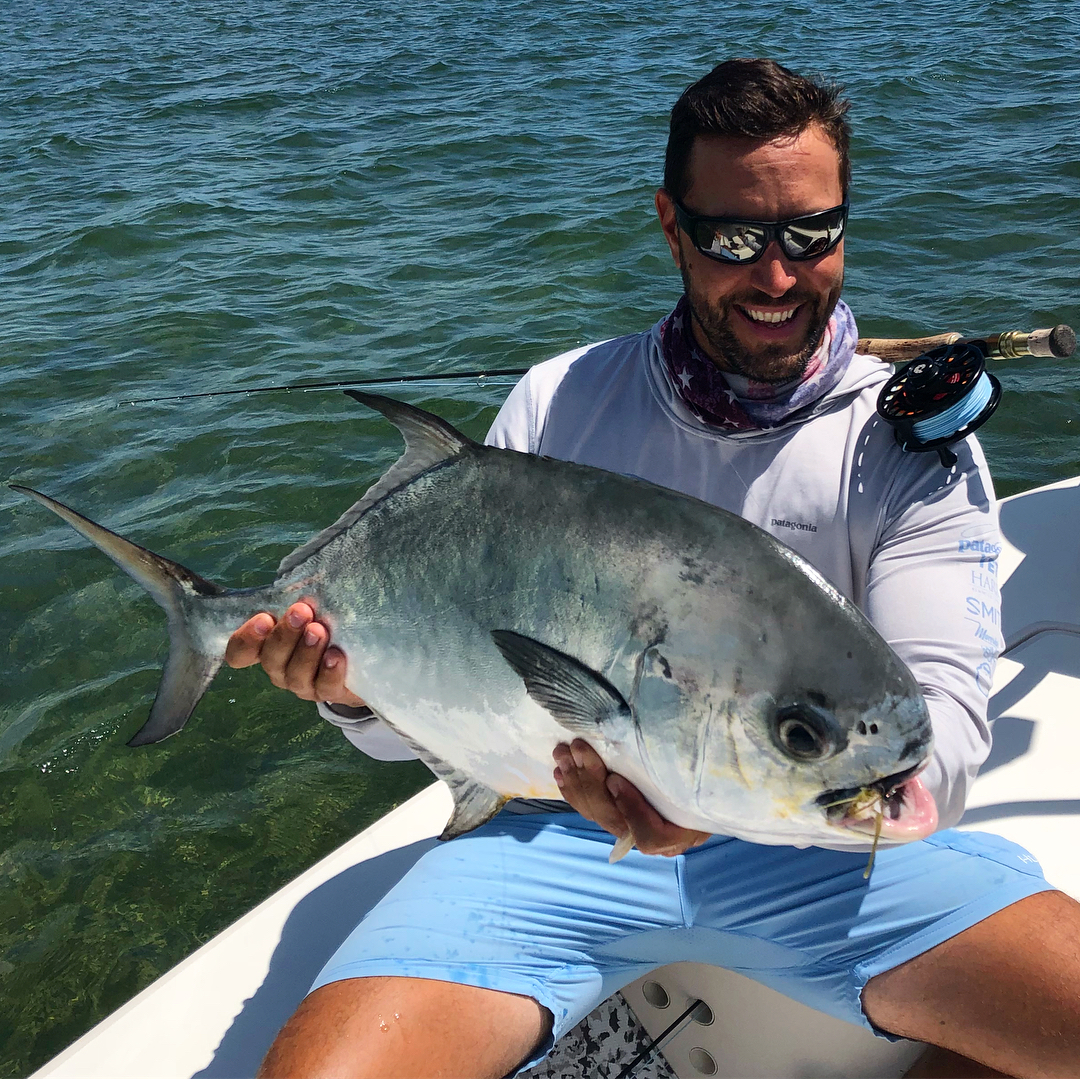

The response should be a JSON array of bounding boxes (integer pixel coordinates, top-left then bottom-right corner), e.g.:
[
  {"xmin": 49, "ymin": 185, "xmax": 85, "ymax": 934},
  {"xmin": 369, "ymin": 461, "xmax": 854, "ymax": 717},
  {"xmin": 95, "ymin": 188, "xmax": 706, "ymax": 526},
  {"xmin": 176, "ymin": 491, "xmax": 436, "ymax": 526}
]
[
  {"xmin": 193, "ymin": 837, "xmax": 437, "ymax": 1079},
  {"xmin": 959, "ymin": 484, "xmax": 1080, "ymax": 825}
]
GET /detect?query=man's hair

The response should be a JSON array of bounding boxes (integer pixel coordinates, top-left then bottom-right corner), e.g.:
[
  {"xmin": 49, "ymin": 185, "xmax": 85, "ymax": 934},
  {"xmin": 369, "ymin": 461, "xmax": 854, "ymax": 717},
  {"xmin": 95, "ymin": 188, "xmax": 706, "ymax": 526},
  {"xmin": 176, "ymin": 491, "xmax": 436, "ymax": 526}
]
[{"xmin": 663, "ymin": 59, "xmax": 851, "ymax": 201}]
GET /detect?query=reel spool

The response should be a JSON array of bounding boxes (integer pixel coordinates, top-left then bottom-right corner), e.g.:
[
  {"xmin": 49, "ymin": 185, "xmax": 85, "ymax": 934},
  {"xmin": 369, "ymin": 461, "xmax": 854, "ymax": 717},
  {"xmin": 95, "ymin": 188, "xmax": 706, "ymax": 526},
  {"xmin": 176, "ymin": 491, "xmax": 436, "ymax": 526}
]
[{"xmin": 876, "ymin": 341, "xmax": 1001, "ymax": 468}]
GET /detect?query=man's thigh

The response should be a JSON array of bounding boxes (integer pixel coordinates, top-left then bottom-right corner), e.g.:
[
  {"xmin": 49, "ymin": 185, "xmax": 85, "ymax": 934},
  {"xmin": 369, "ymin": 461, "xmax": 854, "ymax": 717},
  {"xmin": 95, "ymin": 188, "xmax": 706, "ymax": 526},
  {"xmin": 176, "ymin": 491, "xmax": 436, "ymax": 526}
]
[{"xmin": 307, "ymin": 810, "xmax": 683, "ymax": 1059}]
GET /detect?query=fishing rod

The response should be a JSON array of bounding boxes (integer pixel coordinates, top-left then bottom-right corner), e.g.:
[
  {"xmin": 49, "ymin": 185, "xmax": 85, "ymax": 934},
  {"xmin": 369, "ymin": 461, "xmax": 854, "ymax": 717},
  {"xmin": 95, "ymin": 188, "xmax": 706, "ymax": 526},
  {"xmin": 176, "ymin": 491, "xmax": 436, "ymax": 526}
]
[
  {"xmin": 876, "ymin": 322, "xmax": 1075, "ymax": 468},
  {"xmin": 122, "ymin": 367, "xmax": 533, "ymax": 406},
  {"xmin": 122, "ymin": 324, "xmax": 1075, "ymax": 407},
  {"xmin": 858, "ymin": 323, "xmax": 1075, "ymax": 364}
]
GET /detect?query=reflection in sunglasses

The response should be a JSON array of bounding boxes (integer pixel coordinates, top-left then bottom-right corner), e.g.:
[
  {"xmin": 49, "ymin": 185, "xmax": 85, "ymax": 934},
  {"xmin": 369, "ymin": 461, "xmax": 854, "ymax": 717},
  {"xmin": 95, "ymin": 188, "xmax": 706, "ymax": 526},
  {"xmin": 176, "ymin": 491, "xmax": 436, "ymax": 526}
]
[{"xmin": 676, "ymin": 200, "xmax": 848, "ymax": 265}]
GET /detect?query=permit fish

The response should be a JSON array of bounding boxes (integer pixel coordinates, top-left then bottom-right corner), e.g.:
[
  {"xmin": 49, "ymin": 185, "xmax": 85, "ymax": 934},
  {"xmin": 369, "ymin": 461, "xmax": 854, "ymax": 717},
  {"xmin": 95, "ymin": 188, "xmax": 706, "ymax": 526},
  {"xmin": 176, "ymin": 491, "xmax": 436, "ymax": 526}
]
[{"xmin": 13, "ymin": 391, "xmax": 938, "ymax": 851}]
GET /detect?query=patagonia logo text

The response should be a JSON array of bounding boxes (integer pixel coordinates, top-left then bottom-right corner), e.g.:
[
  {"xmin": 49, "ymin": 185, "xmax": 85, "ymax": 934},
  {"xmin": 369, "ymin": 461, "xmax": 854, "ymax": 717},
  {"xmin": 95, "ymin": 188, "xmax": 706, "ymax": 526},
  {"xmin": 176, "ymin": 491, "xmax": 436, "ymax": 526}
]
[{"xmin": 771, "ymin": 518, "xmax": 818, "ymax": 533}]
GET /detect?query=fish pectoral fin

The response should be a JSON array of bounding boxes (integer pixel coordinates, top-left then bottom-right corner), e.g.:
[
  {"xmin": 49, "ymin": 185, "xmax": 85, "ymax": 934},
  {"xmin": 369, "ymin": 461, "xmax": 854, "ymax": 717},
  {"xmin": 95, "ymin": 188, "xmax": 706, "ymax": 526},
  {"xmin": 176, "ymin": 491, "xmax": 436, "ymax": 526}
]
[
  {"xmin": 491, "ymin": 630, "xmax": 631, "ymax": 735},
  {"xmin": 371, "ymin": 711, "xmax": 508, "ymax": 840}
]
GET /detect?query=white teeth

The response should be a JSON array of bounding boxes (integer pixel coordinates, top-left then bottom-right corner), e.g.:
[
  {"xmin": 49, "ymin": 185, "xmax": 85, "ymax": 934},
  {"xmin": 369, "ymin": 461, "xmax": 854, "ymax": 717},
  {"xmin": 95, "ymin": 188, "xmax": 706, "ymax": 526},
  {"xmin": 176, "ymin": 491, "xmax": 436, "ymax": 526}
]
[{"xmin": 744, "ymin": 307, "xmax": 797, "ymax": 324}]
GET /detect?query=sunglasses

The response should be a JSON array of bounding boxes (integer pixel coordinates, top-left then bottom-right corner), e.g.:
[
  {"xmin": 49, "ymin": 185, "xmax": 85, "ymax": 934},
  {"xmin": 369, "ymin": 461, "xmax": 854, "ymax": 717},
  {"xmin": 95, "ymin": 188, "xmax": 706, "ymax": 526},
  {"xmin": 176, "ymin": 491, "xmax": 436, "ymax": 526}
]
[{"xmin": 673, "ymin": 199, "xmax": 849, "ymax": 265}]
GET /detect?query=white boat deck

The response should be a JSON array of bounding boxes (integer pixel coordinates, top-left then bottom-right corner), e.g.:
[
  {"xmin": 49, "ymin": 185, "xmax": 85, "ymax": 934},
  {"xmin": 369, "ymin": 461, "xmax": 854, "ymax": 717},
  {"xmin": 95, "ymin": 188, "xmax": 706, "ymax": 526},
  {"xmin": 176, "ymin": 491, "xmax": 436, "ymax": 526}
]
[{"xmin": 33, "ymin": 477, "xmax": 1080, "ymax": 1079}]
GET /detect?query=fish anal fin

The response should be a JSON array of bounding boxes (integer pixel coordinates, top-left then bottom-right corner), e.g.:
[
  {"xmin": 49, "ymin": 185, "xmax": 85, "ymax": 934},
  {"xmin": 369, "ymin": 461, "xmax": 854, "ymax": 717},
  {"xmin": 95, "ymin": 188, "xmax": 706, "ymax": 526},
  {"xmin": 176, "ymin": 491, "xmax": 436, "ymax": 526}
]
[
  {"xmin": 276, "ymin": 393, "xmax": 475, "ymax": 577},
  {"xmin": 372, "ymin": 710, "xmax": 507, "ymax": 840},
  {"xmin": 440, "ymin": 779, "xmax": 509, "ymax": 841},
  {"xmin": 491, "ymin": 630, "xmax": 631, "ymax": 735}
]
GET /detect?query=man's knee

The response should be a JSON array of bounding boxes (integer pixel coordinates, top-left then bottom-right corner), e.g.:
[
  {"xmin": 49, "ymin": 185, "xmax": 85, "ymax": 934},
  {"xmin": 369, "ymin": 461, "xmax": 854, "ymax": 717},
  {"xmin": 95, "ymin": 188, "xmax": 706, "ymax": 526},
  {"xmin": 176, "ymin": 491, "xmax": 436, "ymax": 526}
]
[{"xmin": 258, "ymin": 975, "xmax": 552, "ymax": 1079}]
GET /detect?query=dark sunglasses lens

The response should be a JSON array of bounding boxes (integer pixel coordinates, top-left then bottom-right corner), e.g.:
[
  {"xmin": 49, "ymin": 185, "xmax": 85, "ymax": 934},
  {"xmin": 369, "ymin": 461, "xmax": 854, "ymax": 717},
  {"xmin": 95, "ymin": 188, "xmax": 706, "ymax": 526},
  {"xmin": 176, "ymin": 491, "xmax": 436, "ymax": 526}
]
[
  {"xmin": 692, "ymin": 221, "xmax": 768, "ymax": 263},
  {"xmin": 781, "ymin": 210, "xmax": 846, "ymax": 259}
]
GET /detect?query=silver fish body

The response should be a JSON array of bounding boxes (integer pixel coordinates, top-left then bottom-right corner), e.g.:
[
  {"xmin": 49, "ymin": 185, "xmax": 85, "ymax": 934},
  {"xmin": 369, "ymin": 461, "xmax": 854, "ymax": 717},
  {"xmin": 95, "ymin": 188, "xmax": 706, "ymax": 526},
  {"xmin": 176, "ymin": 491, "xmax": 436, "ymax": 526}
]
[{"xmin": 15, "ymin": 392, "xmax": 933, "ymax": 850}]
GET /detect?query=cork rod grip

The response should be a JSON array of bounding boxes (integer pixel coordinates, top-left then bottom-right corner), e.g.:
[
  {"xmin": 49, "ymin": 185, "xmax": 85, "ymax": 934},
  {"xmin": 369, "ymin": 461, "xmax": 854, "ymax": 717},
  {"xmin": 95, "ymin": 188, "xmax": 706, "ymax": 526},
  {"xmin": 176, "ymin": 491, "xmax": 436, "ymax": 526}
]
[
  {"xmin": 856, "ymin": 325, "xmax": 1076, "ymax": 363},
  {"xmin": 855, "ymin": 333, "xmax": 961, "ymax": 363}
]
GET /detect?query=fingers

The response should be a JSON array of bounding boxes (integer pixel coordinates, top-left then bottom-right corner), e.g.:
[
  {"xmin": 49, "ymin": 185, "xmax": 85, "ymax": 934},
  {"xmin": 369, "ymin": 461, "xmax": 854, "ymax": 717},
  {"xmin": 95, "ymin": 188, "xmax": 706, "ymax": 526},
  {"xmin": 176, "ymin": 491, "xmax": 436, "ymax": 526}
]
[
  {"xmin": 312, "ymin": 642, "xmax": 363, "ymax": 708},
  {"xmin": 553, "ymin": 739, "xmax": 631, "ymax": 842},
  {"xmin": 606, "ymin": 774, "xmax": 711, "ymax": 857},
  {"xmin": 257, "ymin": 603, "xmax": 320, "ymax": 695},
  {"xmin": 553, "ymin": 739, "xmax": 709, "ymax": 857},
  {"xmin": 225, "ymin": 612, "xmax": 275, "ymax": 668},
  {"xmin": 225, "ymin": 603, "xmax": 364, "ymax": 708}
]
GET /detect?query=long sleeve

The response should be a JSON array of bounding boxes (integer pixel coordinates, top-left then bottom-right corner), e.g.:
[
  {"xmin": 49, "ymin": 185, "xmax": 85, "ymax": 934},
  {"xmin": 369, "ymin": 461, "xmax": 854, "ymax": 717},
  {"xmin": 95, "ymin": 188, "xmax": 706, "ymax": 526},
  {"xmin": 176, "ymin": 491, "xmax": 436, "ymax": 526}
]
[{"xmin": 861, "ymin": 441, "xmax": 1001, "ymax": 829}]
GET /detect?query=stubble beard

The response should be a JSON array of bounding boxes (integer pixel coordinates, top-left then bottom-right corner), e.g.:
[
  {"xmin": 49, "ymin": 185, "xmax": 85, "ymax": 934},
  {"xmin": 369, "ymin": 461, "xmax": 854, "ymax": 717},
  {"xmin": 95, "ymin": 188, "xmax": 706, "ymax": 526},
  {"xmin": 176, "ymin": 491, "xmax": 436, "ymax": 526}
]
[{"xmin": 678, "ymin": 258, "xmax": 844, "ymax": 385}]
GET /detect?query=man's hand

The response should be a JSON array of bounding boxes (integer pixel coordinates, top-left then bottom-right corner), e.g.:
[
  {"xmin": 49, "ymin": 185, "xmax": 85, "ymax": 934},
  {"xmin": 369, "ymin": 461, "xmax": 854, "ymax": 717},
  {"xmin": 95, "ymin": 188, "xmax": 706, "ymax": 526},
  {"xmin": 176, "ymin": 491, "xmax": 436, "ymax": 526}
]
[
  {"xmin": 553, "ymin": 739, "xmax": 710, "ymax": 857},
  {"xmin": 225, "ymin": 602, "xmax": 366, "ymax": 709}
]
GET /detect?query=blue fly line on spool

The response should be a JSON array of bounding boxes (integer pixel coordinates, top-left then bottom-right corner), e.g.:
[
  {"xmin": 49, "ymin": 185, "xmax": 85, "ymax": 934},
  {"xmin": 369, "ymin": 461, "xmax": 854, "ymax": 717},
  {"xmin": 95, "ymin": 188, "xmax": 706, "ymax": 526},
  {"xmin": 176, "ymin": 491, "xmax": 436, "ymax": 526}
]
[
  {"xmin": 876, "ymin": 340, "xmax": 1003, "ymax": 468},
  {"xmin": 911, "ymin": 370, "xmax": 995, "ymax": 444}
]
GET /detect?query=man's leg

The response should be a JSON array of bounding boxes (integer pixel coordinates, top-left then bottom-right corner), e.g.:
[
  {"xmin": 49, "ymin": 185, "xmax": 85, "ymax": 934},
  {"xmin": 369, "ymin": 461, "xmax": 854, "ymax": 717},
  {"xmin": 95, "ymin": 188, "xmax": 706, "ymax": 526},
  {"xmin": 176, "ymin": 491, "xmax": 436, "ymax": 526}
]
[
  {"xmin": 865, "ymin": 890, "xmax": 1080, "ymax": 1077},
  {"xmin": 258, "ymin": 976, "xmax": 552, "ymax": 1079},
  {"xmin": 257, "ymin": 810, "xmax": 681, "ymax": 1077}
]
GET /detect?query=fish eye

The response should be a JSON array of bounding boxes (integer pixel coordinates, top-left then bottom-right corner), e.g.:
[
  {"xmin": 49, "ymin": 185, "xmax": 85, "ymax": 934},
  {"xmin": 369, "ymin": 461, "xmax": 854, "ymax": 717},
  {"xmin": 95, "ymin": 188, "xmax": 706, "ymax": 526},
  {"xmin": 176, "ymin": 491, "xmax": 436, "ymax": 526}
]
[{"xmin": 773, "ymin": 704, "xmax": 842, "ymax": 762}]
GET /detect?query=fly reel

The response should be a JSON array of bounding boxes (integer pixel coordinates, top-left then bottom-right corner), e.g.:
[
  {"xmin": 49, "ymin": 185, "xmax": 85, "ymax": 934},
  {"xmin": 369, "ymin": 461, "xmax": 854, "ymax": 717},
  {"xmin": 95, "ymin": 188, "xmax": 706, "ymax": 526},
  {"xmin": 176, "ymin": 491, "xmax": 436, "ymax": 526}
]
[{"xmin": 876, "ymin": 341, "xmax": 1001, "ymax": 467}]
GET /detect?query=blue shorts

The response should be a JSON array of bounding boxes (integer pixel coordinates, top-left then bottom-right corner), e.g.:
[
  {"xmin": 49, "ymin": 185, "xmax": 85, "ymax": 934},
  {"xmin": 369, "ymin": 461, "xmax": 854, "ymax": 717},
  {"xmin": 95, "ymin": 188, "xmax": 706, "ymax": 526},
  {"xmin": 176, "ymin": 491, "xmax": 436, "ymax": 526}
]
[{"xmin": 311, "ymin": 811, "xmax": 1051, "ymax": 1069}]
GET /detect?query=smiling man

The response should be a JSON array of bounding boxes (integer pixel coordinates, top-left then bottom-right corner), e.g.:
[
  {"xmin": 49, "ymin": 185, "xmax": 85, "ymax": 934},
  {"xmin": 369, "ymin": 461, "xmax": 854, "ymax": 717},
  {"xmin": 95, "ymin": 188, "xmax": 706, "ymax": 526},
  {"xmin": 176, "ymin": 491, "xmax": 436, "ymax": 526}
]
[{"xmin": 233, "ymin": 60, "xmax": 1080, "ymax": 1077}]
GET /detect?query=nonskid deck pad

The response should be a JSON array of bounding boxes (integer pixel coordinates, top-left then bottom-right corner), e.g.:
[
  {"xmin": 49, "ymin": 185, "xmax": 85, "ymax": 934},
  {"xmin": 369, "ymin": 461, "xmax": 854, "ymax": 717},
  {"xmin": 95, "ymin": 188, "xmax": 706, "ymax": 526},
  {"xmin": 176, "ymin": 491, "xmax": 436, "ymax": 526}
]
[{"xmin": 522, "ymin": 992, "xmax": 677, "ymax": 1079}]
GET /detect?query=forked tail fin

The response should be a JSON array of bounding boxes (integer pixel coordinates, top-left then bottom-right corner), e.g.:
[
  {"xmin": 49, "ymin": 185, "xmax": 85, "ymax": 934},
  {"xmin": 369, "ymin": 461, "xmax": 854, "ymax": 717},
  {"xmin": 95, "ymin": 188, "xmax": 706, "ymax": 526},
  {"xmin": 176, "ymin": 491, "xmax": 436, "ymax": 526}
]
[{"xmin": 12, "ymin": 485, "xmax": 230, "ymax": 746}]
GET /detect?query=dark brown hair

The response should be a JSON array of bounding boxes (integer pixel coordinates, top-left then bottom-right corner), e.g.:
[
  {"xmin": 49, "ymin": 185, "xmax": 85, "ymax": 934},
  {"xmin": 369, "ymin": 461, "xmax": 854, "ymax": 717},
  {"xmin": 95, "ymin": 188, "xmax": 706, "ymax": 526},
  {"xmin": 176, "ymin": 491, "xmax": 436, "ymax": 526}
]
[{"xmin": 663, "ymin": 59, "xmax": 851, "ymax": 201}]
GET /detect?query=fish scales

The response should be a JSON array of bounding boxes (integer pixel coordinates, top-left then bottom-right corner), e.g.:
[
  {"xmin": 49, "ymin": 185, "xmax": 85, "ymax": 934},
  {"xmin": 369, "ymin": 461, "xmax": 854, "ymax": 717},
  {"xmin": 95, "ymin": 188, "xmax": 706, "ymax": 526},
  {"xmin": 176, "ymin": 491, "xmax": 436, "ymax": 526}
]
[{"xmin": 13, "ymin": 391, "xmax": 936, "ymax": 851}]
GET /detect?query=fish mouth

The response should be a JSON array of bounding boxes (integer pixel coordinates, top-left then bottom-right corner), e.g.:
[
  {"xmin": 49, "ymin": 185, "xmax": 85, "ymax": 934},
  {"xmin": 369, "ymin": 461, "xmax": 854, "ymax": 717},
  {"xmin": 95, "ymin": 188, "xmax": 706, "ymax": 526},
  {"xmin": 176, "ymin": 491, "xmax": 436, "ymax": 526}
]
[{"xmin": 818, "ymin": 763, "xmax": 939, "ymax": 841}]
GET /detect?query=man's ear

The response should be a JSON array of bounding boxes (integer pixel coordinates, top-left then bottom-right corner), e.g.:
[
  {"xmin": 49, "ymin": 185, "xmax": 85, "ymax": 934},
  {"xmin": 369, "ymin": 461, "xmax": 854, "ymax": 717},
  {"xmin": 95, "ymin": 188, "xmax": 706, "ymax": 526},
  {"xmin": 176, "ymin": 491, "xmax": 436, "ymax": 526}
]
[{"xmin": 655, "ymin": 188, "xmax": 683, "ymax": 269}]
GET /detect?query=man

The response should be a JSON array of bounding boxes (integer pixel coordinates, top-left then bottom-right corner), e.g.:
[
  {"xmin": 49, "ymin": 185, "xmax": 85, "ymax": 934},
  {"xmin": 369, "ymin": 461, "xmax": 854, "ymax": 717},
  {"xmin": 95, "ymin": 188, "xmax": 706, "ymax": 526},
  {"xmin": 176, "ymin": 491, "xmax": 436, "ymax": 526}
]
[{"xmin": 228, "ymin": 60, "xmax": 1080, "ymax": 1077}]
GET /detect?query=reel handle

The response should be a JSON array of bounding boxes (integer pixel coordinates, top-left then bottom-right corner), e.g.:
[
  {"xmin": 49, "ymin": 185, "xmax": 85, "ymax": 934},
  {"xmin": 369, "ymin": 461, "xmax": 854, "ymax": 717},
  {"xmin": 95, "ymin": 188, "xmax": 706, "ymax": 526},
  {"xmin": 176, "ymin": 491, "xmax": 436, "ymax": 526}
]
[{"xmin": 857, "ymin": 324, "xmax": 1076, "ymax": 364}]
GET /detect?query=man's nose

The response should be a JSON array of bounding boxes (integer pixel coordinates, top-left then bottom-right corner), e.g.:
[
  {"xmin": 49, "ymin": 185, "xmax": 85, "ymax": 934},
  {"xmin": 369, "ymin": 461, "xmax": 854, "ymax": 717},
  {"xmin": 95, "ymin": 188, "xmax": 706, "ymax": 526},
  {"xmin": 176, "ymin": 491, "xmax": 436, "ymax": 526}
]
[{"xmin": 748, "ymin": 242, "xmax": 798, "ymax": 297}]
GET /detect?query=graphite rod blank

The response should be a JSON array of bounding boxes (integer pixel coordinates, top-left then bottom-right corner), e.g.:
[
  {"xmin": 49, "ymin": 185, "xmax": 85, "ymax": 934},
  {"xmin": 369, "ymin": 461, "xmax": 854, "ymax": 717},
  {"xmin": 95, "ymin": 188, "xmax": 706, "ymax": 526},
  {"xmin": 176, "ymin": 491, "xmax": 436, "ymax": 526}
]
[{"xmin": 122, "ymin": 324, "xmax": 1076, "ymax": 405}]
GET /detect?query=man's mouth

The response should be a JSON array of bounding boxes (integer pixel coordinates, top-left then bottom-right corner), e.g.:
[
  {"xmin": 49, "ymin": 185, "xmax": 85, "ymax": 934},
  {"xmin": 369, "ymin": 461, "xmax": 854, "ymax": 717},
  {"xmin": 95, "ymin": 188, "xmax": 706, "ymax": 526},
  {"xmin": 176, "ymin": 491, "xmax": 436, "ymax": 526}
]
[
  {"xmin": 819, "ymin": 763, "xmax": 939, "ymax": 841},
  {"xmin": 738, "ymin": 304, "xmax": 801, "ymax": 326}
]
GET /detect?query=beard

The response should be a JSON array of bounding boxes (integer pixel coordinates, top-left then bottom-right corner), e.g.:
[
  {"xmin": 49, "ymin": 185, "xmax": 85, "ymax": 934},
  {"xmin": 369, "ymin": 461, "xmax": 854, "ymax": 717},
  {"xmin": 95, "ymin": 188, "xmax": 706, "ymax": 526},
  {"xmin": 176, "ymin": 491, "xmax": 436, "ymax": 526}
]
[{"xmin": 678, "ymin": 249, "xmax": 844, "ymax": 385}]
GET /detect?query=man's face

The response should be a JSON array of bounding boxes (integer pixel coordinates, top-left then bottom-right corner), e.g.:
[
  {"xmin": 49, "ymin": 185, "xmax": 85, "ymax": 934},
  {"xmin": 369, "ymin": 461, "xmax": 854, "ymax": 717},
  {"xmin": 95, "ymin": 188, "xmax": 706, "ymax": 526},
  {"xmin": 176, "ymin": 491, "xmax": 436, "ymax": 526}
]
[{"xmin": 656, "ymin": 127, "xmax": 845, "ymax": 383}]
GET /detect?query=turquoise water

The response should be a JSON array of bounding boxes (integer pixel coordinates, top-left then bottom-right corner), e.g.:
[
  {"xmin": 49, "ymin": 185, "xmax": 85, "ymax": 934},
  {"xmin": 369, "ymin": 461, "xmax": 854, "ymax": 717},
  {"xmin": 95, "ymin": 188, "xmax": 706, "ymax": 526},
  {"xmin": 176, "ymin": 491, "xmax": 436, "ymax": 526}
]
[{"xmin": 2, "ymin": 0, "xmax": 1079, "ymax": 1071}]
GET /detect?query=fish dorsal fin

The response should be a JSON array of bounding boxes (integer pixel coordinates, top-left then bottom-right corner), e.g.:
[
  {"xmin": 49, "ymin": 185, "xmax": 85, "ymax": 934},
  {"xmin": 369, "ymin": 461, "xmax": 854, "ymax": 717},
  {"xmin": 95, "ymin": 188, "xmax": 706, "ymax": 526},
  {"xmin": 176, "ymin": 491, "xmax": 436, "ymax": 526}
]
[
  {"xmin": 276, "ymin": 391, "xmax": 474, "ymax": 577},
  {"xmin": 492, "ymin": 630, "xmax": 632, "ymax": 734}
]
